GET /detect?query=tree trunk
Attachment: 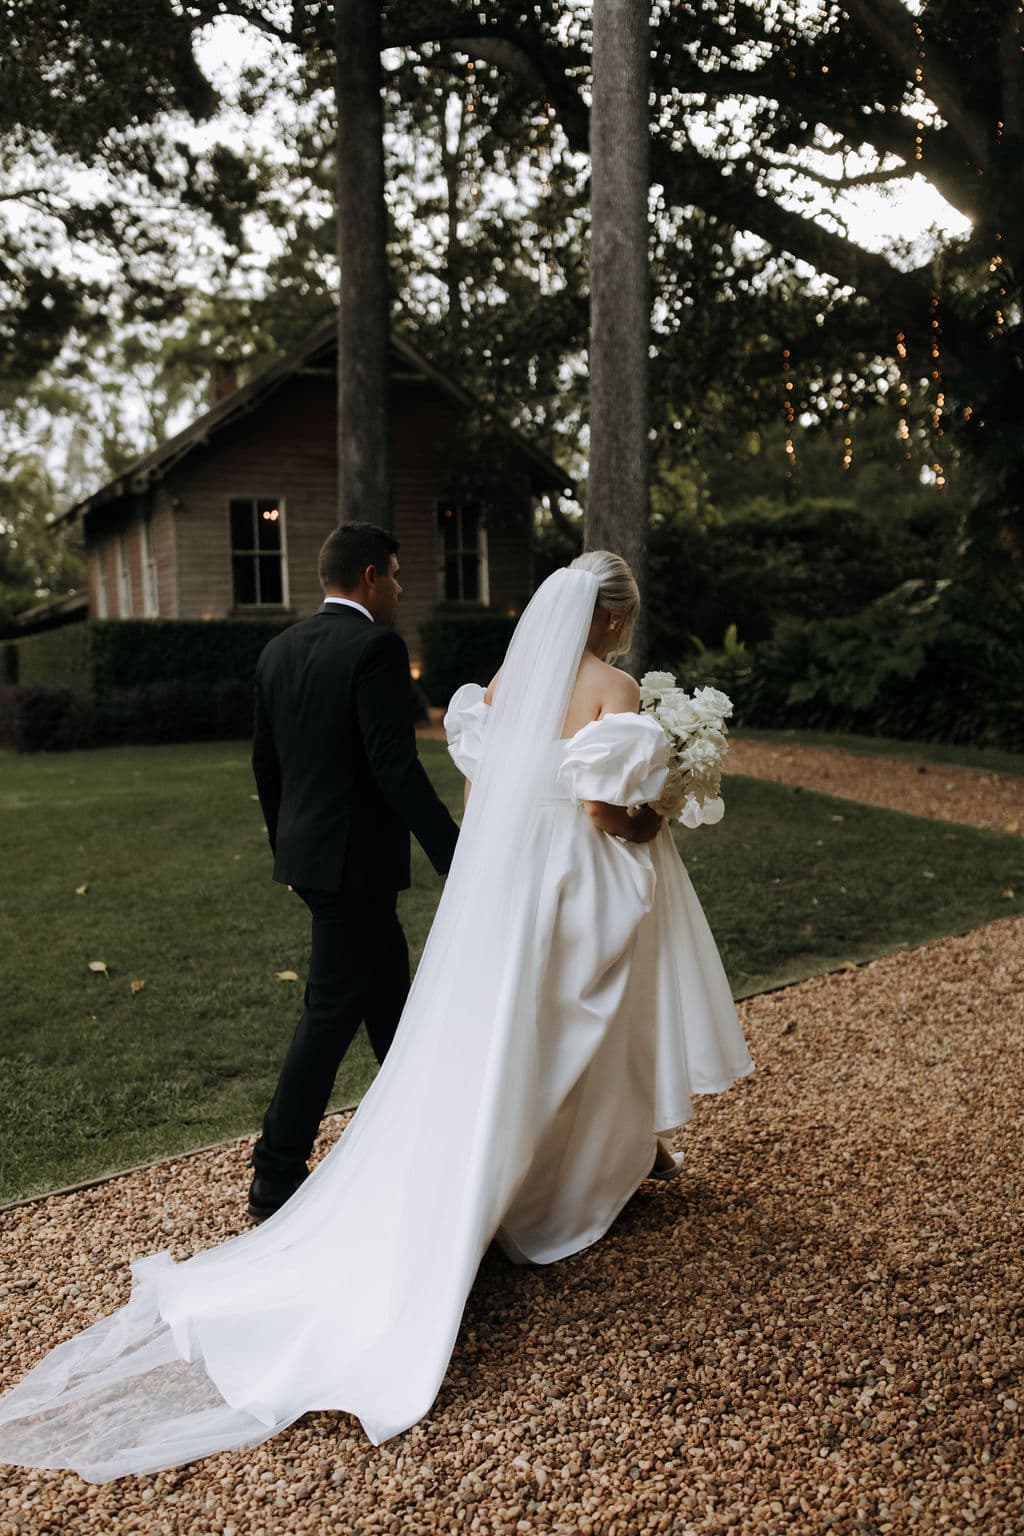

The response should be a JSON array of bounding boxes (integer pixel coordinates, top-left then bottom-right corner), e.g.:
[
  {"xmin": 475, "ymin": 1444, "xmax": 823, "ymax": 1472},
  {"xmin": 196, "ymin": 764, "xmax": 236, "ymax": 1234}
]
[
  {"xmin": 587, "ymin": 0, "xmax": 651, "ymax": 673},
  {"xmin": 335, "ymin": 0, "xmax": 391, "ymax": 525}
]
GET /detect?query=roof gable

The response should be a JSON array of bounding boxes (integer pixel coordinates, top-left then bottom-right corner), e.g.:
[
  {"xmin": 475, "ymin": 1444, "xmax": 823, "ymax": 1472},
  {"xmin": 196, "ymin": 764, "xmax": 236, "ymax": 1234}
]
[{"xmin": 57, "ymin": 320, "xmax": 573, "ymax": 524}]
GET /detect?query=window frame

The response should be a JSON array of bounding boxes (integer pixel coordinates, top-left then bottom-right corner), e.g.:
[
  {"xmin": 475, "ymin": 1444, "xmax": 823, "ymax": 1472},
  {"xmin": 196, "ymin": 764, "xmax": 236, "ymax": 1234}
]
[
  {"xmin": 436, "ymin": 499, "xmax": 490, "ymax": 606},
  {"xmin": 116, "ymin": 532, "xmax": 132, "ymax": 617},
  {"xmin": 141, "ymin": 512, "xmax": 159, "ymax": 617},
  {"xmin": 227, "ymin": 495, "xmax": 290, "ymax": 611},
  {"xmin": 94, "ymin": 544, "xmax": 109, "ymax": 619}
]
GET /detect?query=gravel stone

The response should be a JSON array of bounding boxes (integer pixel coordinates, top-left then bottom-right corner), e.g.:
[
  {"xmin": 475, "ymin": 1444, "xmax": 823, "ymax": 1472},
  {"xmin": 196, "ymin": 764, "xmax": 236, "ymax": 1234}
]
[
  {"xmin": 2, "ymin": 915, "xmax": 1022, "ymax": 1533},
  {"xmin": 726, "ymin": 740, "xmax": 1024, "ymax": 834}
]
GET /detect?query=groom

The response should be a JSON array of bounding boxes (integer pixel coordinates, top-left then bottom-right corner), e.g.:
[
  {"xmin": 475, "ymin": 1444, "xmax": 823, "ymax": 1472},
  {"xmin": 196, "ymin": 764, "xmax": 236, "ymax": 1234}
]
[{"xmin": 248, "ymin": 521, "xmax": 460, "ymax": 1221}]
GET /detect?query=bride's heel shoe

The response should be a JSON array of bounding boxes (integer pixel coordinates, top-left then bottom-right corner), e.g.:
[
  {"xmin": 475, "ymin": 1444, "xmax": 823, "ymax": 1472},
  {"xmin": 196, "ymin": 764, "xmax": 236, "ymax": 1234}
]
[{"xmin": 648, "ymin": 1140, "xmax": 685, "ymax": 1182}]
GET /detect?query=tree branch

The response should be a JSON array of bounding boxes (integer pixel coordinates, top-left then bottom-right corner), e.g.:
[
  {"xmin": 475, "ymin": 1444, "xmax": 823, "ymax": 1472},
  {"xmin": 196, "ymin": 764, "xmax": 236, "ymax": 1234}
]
[
  {"xmin": 1000, "ymin": 0, "xmax": 1024, "ymax": 136},
  {"xmin": 839, "ymin": 0, "xmax": 991, "ymax": 170}
]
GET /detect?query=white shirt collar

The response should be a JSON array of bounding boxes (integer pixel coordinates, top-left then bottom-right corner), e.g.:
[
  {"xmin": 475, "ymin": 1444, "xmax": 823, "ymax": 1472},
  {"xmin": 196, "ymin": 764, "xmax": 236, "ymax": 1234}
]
[{"xmin": 323, "ymin": 597, "xmax": 373, "ymax": 623}]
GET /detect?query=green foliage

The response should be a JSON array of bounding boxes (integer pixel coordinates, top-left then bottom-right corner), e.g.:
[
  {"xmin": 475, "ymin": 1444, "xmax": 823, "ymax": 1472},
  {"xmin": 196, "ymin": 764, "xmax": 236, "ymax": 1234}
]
[
  {"xmin": 681, "ymin": 581, "xmax": 1024, "ymax": 753},
  {"xmin": 0, "ymin": 684, "xmax": 82, "ymax": 752},
  {"xmin": 419, "ymin": 611, "xmax": 518, "ymax": 707},
  {"xmin": 15, "ymin": 618, "xmax": 292, "ymax": 696},
  {"xmin": 1, "ymin": 642, "xmax": 16, "ymax": 683},
  {"xmin": 11, "ymin": 618, "xmax": 295, "ymax": 747},
  {"xmin": 647, "ymin": 491, "xmax": 960, "ymax": 660}
]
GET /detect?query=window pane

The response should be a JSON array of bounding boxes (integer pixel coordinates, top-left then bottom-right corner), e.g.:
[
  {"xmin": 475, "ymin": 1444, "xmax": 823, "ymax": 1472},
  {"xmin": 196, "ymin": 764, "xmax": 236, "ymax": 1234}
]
[
  {"xmin": 437, "ymin": 502, "xmax": 458, "ymax": 554},
  {"xmin": 461, "ymin": 554, "xmax": 479, "ymax": 602},
  {"xmin": 461, "ymin": 501, "xmax": 480, "ymax": 542},
  {"xmin": 257, "ymin": 501, "xmax": 282, "ymax": 551},
  {"xmin": 232, "ymin": 555, "xmax": 257, "ymax": 605},
  {"xmin": 230, "ymin": 499, "xmax": 254, "ymax": 550},
  {"xmin": 259, "ymin": 555, "xmax": 283, "ymax": 605},
  {"xmin": 444, "ymin": 556, "xmax": 461, "ymax": 602}
]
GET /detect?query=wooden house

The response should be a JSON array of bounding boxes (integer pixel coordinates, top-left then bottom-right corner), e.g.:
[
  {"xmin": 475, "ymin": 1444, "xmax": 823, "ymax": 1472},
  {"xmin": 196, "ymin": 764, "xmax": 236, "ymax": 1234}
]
[{"xmin": 54, "ymin": 319, "xmax": 574, "ymax": 669}]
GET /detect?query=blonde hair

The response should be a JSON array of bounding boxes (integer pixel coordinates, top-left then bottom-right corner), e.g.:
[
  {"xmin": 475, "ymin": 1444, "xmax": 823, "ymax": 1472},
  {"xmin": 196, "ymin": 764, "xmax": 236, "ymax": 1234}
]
[{"xmin": 569, "ymin": 549, "xmax": 640, "ymax": 660}]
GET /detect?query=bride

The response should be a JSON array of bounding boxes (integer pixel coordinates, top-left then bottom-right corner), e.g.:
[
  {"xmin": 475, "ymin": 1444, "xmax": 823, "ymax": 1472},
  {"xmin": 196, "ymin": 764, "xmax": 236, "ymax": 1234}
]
[{"xmin": 0, "ymin": 551, "xmax": 752, "ymax": 1482}]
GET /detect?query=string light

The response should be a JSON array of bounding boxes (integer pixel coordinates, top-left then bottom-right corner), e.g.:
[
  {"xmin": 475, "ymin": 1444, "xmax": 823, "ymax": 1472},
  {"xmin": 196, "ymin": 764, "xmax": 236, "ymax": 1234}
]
[
  {"xmin": 782, "ymin": 347, "xmax": 796, "ymax": 475},
  {"xmin": 912, "ymin": 20, "xmax": 926, "ymax": 160}
]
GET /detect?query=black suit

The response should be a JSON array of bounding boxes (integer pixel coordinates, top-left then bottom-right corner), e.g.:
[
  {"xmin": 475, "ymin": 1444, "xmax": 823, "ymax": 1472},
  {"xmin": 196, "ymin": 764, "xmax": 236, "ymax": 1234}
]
[{"xmin": 251, "ymin": 601, "xmax": 460, "ymax": 1183}]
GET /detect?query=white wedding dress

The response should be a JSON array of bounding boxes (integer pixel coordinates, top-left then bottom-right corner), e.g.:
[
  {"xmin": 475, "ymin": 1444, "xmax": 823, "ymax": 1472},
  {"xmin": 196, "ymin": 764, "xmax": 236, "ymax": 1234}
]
[{"xmin": 0, "ymin": 568, "xmax": 752, "ymax": 1483}]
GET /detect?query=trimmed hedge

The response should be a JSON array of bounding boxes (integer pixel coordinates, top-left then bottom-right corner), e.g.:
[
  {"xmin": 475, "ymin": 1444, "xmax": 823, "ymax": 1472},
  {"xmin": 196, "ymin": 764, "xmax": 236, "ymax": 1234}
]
[
  {"xmin": 15, "ymin": 618, "xmax": 294, "ymax": 698},
  {"xmin": 0, "ymin": 686, "xmax": 83, "ymax": 752},
  {"xmin": 419, "ymin": 611, "xmax": 517, "ymax": 707}
]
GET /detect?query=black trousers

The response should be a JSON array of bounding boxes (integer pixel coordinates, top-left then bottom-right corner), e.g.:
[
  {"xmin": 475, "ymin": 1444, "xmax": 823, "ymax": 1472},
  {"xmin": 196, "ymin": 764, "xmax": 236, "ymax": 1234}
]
[{"xmin": 252, "ymin": 886, "xmax": 410, "ymax": 1183}]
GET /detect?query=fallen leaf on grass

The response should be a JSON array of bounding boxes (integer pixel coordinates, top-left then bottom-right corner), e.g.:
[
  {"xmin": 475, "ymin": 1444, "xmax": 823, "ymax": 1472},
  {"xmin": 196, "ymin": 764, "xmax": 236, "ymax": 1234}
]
[
  {"xmin": 75, "ymin": 883, "xmax": 89, "ymax": 896},
  {"xmin": 1005, "ymin": 821, "xmax": 1020, "ymax": 835},
  {"xmin": 1003, "ymin": 888, "xmax": 1015, "ymax": 900},
  {"xmin": 838, "ymin": 961, "xmax": 859, "ymax": 972},
  {"xmin": 87, "ymin": 960, "xmax": 109, "ymax": 976},
  {"xmin": 130, "ymin": 979, "xmax": 146, "ymax": 995},
  {"xmin": 250, "ymin": 794, "xmax": 260, "ymax": 801},
  {"xmin": 922, "ymin": 870, "xmax": 937, "ymax": 879},
  {"xmin": 276, "ymin": 970, "xmax": 300, "ymax": 982}
]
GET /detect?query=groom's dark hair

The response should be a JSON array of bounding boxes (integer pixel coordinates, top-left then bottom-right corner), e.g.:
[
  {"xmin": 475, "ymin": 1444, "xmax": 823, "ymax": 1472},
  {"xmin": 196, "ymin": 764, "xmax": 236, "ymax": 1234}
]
[{"xmin": 319, "ymin": 522, "xmax": 400, "ymax": 591}]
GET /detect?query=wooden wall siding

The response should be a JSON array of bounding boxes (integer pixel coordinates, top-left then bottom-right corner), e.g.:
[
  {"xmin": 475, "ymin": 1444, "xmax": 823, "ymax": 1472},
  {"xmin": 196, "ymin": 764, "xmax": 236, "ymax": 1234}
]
[
  {"xmin": 78, "ymin": 368, "xmax": 537, "ymax": 657},
  {"xmin": 169, "ymin": 375, "xmax": 337, "ymax": 621},
  {"xmin": 390, "ymin": 382, "xmax": 465, "ymax": 664}
]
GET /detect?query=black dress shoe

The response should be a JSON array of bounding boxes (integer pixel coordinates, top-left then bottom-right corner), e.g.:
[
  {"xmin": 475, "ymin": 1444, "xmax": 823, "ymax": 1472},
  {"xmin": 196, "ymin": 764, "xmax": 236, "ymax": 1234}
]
[{"xmin": 247, "ymin": 1171, "xmax": 308, "ymax": 1223}]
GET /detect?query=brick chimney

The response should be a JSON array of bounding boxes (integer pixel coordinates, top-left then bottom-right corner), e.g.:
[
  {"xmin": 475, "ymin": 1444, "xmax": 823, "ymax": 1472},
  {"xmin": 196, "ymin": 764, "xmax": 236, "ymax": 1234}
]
[{"xmin": 209, "ymin": 359, "xmax": 239, "ymax": 406}]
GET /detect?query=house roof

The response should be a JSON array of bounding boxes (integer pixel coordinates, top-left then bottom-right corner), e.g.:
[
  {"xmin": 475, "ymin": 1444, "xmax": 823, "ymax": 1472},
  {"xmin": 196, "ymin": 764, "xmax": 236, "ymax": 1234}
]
[{"xmin": 55, "ymin": 318, "xmax": 575, "ymax": 525}]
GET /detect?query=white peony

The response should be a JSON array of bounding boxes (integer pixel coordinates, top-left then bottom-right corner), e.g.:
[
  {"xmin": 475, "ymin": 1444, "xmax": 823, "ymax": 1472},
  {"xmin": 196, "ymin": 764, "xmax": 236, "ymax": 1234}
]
[{"xmin": 640, "ymin": 671, "xmax": 678, "ymax": 692}]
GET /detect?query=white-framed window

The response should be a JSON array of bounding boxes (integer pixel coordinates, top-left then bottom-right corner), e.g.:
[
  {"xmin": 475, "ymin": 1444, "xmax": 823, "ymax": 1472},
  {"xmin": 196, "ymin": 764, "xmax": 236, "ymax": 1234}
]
[
  {"xmin": 229, "ymin": 496, "xmax": 288, "ymax": 607},
  {"xmin": 94, "ymin": 546, "xmax": 109, "ymax": 619},
  {"xmin": 141, "ymin": 513, "xmax": 159, "ymax": 617},
  {"xmin": 117, "ymin": 533, "xmax": 132, "ymax": 617},
  {"xmin": 437, "ymin": 499, "xmax": 489, "ymax": 604}
]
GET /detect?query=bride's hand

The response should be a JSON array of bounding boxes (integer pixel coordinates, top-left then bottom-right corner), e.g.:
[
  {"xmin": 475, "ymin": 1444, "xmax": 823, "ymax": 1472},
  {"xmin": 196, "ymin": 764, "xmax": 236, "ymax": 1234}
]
[{"xmin": 583, "ymin": 801, "xmax": 663, "ymax": 843}]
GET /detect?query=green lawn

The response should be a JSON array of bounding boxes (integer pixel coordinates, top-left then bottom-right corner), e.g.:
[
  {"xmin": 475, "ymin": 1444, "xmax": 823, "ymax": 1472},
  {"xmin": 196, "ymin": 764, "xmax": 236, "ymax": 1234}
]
[
  {"xmin": 1, "ymin": 739, "xmax": 1021, "ymax": 1203},
  {"xmin": 734, "ymin": 727, "xmax": 1024, "ymax": 778}
]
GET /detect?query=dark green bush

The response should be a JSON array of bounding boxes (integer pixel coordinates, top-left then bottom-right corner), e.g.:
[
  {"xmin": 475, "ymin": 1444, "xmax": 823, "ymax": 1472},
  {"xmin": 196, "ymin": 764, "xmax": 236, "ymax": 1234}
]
[
  {"xmin": 15, "ymin": 619, "xmax": 293, "ymax": 698},
  {"xmin": 0, "ymin": 685, "xmax": 86, "ymax": 752},
  {"xmin": 648, "ymin": 496, "xmax": 959, "ymax": 658},
  {"xmin": 681, "ymin": 579, "xmax": 1024, "ymax": 752},
  {"xmin": 419, "ymin": 611, "xmax": 517, "ymax": 707},
  {"xmin": 1, "ymin": 642, "xmax": 17, "ymax": 684}
]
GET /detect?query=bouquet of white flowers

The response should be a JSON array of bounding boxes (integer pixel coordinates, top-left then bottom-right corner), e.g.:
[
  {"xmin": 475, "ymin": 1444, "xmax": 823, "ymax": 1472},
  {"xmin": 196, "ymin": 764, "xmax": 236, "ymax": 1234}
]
[{"xmin": 637, "ymin": 671, "xmax": 733, "ymax": 828}]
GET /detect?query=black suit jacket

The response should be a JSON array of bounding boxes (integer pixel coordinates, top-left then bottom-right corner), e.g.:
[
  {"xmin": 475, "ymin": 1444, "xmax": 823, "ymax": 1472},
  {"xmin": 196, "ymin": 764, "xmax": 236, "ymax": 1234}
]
[{"xmin": 251, "ymin": 604, "xmax": 459, "ymax": 893}]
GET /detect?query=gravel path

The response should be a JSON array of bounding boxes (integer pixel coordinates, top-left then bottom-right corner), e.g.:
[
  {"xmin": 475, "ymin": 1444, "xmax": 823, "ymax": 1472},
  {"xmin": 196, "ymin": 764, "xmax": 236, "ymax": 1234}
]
[
  {"xmin": 726, "ymin": 739, "xmax": 1024, "ymax": 834},
  {"xmin": 2, "ymin": 915, "xmax": 1021, "ymax": 1534}
]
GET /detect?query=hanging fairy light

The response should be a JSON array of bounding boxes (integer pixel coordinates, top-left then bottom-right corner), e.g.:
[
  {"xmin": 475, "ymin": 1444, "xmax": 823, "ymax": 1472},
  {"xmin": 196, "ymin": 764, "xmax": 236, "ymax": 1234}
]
[
  {"xmin": 912, "ymin": 18, "xmax": 926, "ymax": 160},
  {"xmin": 782, "ymin": 347, "xmax": 797, "ymax": 475}
]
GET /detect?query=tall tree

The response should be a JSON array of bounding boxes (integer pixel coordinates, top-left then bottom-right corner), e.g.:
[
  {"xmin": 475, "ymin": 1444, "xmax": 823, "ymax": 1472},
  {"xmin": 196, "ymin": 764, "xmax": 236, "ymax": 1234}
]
[
  {"xmin": 335, "ymin": 0, "xmax": 391, "ymax": 525},
  {"xmin": 587, "ymin": 0, "xmax": 651, "ymax": 668}
]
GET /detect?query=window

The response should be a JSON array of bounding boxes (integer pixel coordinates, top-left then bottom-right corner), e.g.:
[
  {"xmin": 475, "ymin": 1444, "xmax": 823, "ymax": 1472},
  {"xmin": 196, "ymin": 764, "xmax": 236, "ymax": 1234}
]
[
  {"xmin": 94, "ymin": 546, "xmax": 109, "ymax": 619},
  {"xmin": 437, "ymin": 499, "xmax": 488, "ymax": 604},
  {"xmin": 141, "ymin": 513, "xmax": 158, "ymax": 617},
  {"xmin": 230, "ymin": 497, "xmax": 286, "ymax": 607},
  {"xmin": 117, "ymin": 533, "xmax": 132, "ymax": 617}
]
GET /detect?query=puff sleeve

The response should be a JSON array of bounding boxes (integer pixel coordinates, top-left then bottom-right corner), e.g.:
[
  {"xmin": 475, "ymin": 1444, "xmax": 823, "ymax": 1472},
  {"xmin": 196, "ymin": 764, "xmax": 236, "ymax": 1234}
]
[
  {"xmin": 557, "ymin": 712, "xmax": 670, "ymax": 807},
  {"xmin": 444, "ymin": 683, "xmax": 491, "ymax": 779}
]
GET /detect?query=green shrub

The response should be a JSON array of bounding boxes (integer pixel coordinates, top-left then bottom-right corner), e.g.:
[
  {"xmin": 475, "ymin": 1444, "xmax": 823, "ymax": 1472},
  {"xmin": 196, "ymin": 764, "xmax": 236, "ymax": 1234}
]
[
  {"xmin": 15, "ymin": 618, "xmax": 293, "ymax": 698},
  {"xmin": 0, "ymin": 685, "xmax": 86, "ymax": 752},
  {"xmin": 681, "ymin": 579, "xmax": 1024, "ymax": 752},
  {"xmin": 419, "ymin": 611, "xmax": 517, "ymax": 707}
]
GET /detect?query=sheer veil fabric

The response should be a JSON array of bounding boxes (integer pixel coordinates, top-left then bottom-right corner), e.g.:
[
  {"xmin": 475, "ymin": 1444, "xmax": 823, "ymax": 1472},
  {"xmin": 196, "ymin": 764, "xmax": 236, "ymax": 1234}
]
[{"xmin": 0, "ymin": 567, "xmax": 619, "ymax": 1482}]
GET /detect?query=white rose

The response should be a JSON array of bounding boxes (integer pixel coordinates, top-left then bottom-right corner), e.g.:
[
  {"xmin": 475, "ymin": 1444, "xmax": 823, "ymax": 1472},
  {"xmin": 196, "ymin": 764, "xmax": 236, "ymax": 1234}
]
[
  {"xmin": 641, "ymin": 670, "xmax": 677, "ymax": 692},
  {"xmin": 692, "ymin": 685, "xmax": 734, "ymax": 723},
  {"xmin": 700, "ymin": 796, "xmax": 725, "ymax": 824}
]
